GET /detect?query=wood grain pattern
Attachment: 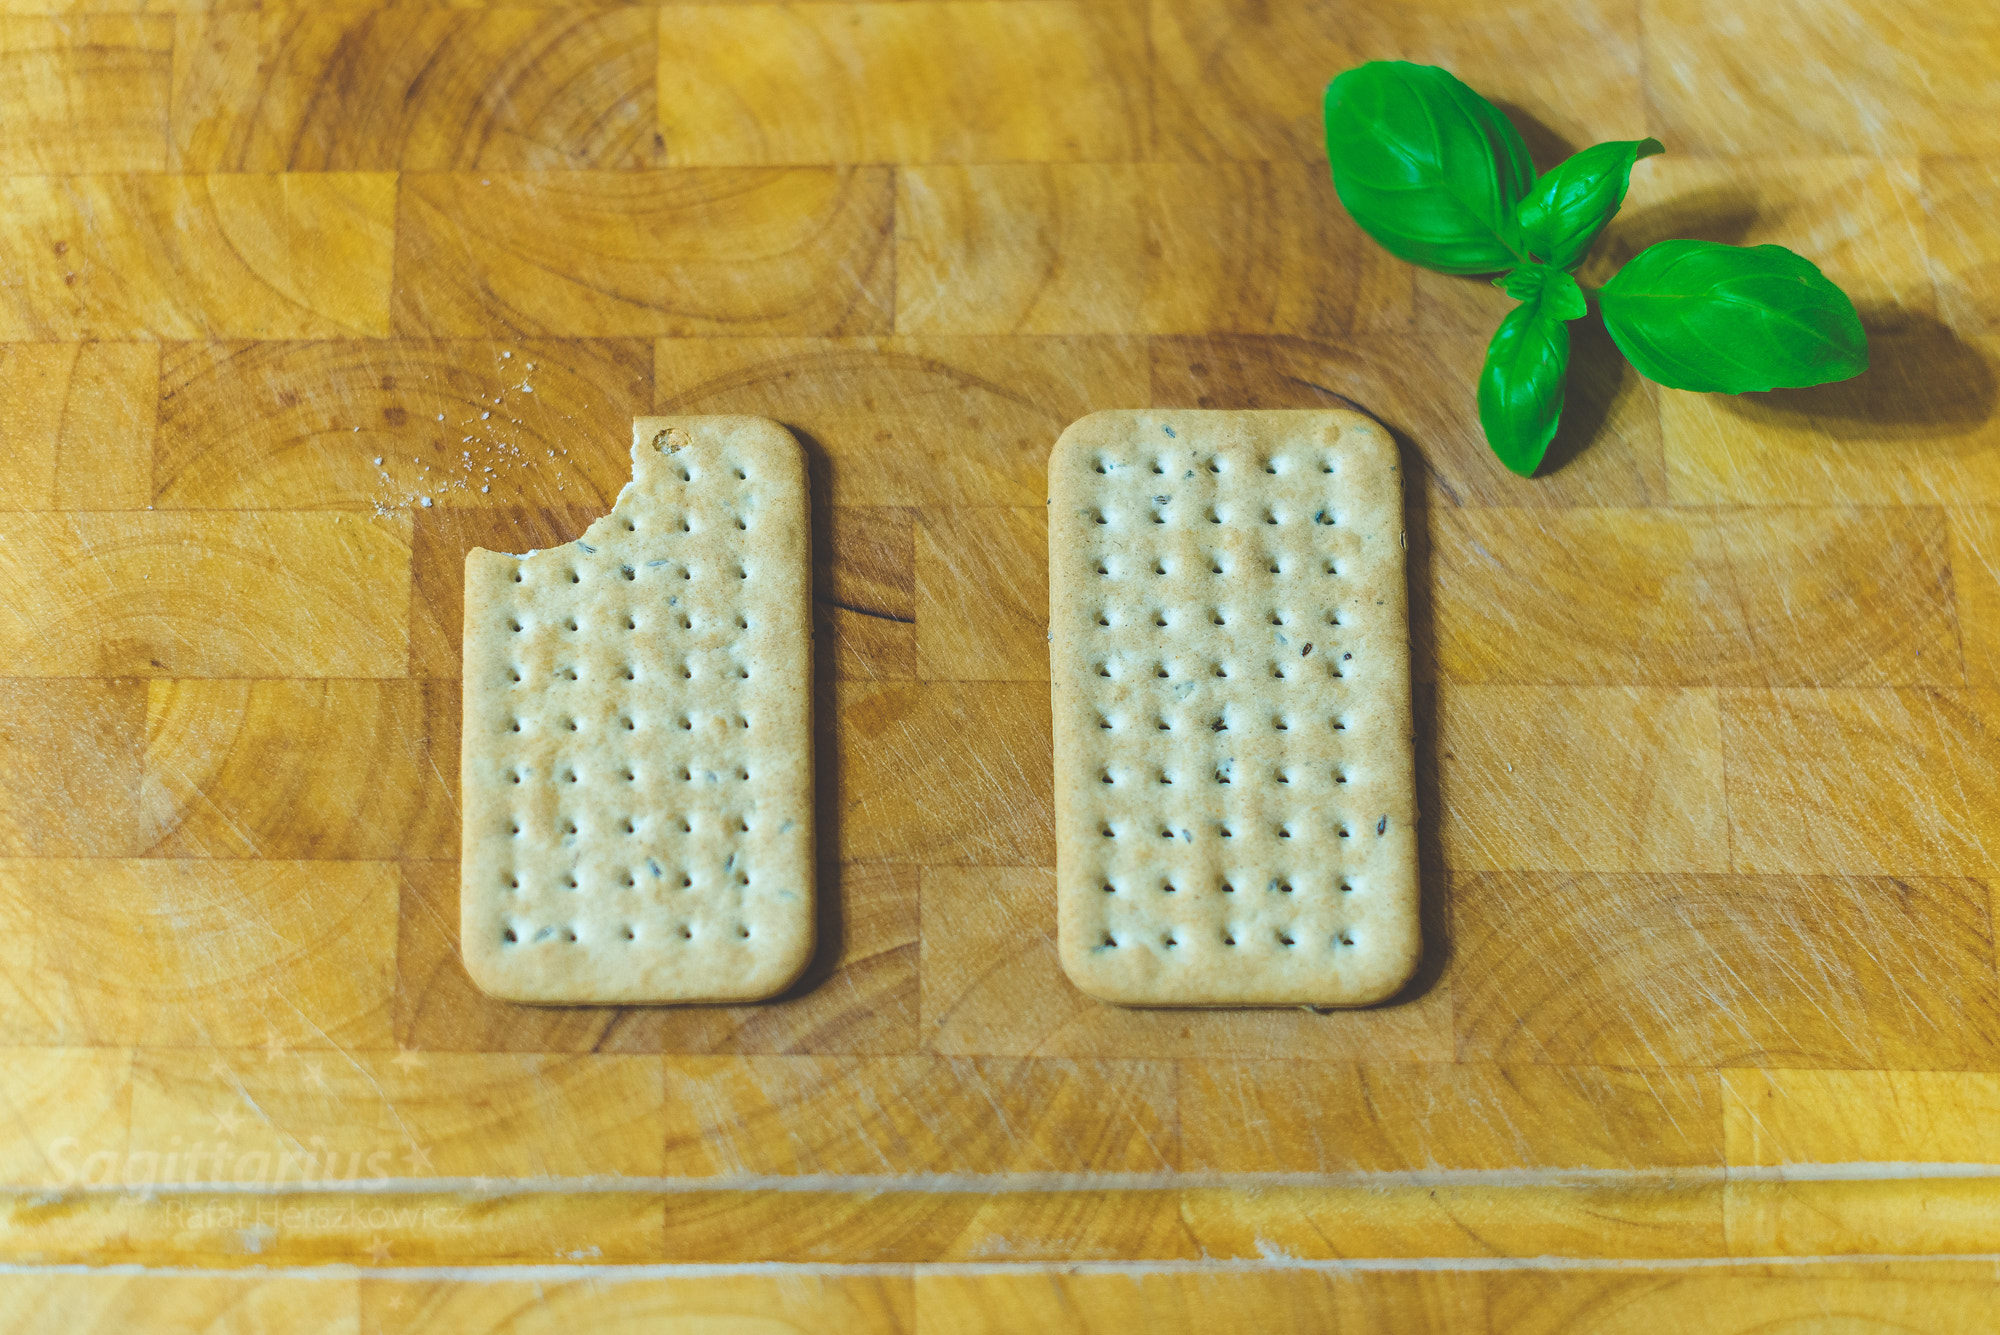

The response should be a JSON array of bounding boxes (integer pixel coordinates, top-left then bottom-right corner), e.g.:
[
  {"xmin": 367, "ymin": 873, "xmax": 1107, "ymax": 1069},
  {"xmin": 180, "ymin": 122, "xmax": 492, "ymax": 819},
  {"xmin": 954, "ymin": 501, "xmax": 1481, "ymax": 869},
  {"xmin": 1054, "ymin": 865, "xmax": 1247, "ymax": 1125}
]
[
  {"xmin": 0, "ymin": 343, "xmax": 156, "ymax": 510},
  {"xmin": 130, "ymin": 1049, "xmax": 665, "ymax": 1180},
  {"xmin": 1178, "ymin": 1062, "xmax": 1721, "ymax": 1171},
  {"xmin": 0, "ymin": 860, "xmax": 394, "ymax": 1048},
  {"xmin": 0, "ymin": 512, "xmax": 411, "ymax": 677},
  {"xmin": 141, "ymin": 679, "xmax": 458, "ymax": 860},
  {"xmin": 661, "ymin": 1055, "xmax": 1176, "ymax": 1175},
  {"xmin": 156, "ymin": 340, "xmax": 654, "ymax": 512},
  {"xmin": 1422, "ymin": 506, "xmax": 1959, "ymax": 687},
  {"xmin": 1926, "ymin": 157, "xmax": 2000, "ymax": 333},
  {"xmin": 171, "ymin": 10, "xmax": 659, "ymax": 172},
  {"xmin": 915, "ymin": 507, "xmax": 1047, "ymax": 682},
  {"xmin": 1436, "ymin": 686, "xmax": 1726, "ymax": 873},
  {"xmin": 0, "ymin": 680, "xmax": 147, "ymax": 857},
  {"xmin": 0, "ymin": 173, "xmax": 395, "ymax": 340},
  {"xmin": 1643, "ymin": 0, "xmax": 2000, "ymax": 156},
  {"xmin": 0, "ymin": 1048, "xmax": 129, "ymax": 1189},
  {"xmin": 1722, "ymin": 689, "xmax": 2000, "ymax": 876},
  {"xmin": 368, "ymin": 1279, "xmax": 913, "ymax": 1335},
  {"xmin": 392, "ymin": 169, "xmax": 894, "ymax": 338},
  {"xmin": 1725, "ymin": 1068, "xmax": 2000, "ymax": 1165},
  {"xmin": 0, "ymin": 17, "xmax": 169, "ymax": 175},
  {"xmin": 896, "ymin": 164, "xmax": 1395, "ymax": 337},
  {"xmin": 1149, "ymin": 0, "xmax": 1644, "ymax": 162},
  {"xmin": 658, "ymin": 2, "xmax": 1146, "ymax": 165},
  {"xmin": 1451, "ymin": 872, "xmax": 2000, "ymax": 1068},
  {"xmin": 7, "ymin": 3, "xmax": 2000, "ymax": 1323}
]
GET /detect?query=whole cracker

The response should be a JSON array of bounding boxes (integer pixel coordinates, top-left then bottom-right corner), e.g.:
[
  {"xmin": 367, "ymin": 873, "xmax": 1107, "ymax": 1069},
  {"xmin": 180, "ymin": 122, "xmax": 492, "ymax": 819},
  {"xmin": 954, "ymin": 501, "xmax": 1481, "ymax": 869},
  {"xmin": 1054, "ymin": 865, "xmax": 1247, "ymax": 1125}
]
[
  {"xmin": 460, "ymin": 416, "xmax": 813, "ymax": 1004},
  {"xmin": 1048, "ymin": 409, "xmax": 1418, "ymax": 1007}
]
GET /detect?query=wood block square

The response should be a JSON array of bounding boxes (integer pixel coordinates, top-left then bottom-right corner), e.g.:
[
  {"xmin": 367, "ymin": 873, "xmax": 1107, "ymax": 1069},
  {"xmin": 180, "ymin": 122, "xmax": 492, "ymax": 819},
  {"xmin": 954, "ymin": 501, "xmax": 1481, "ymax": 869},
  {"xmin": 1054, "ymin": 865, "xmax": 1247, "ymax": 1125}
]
[
  {"xmin": 0, "ymin": 1049, "xmax": 131, "ymax": 1189},
  {"xmin": 142, "ymin": 680, "xmax": 458, "ymax": 861},
  {"xmin": 0, "ymin": 680, "xmax": 147, "ymax": 858},
  {"xmin": 815, "ymin": 506, "xmax": 916, "ymax": 683},
  {"xmin": 1437, "ymin": 685, "xmax": 1726, "ymax": 874},
  {"xmin": 1928, "ymin": 157, "xmax": 2000, "ymax": 335},
  {"xmin": 1423, "ymin": 506, "xmax": 1958, "ymax": 688},
  {"xmin": 0, "ymin": 174, "xmax": 394, "ymax": 341},
  {"xmin": 824, "ymin": 682, "xmax": 1053, "ymax": 866},
  {"xmin": 0, "ymin": 16, "xmax": 169, "ymax": 174},
  {"xmin": 915, "ymin": 507, "xmax": 1047, "ymax": 683},
  {"xmin": 0, "ymin": 343, "xmax": 157, "ymax": 511},
  {"xmin": 130, "ymin": 1048, "xmax": 665, "ymax": 1180},
  {"xmin": 1723, "ymin": 688, "xmax": 2000, "ymax": 877},
  {"xmin": 1645, "ymin": 0, "xmax": 2000, "ymax": 154},
  {"xmin": 1179, "ymin": 1062, "xmax": 1722, "ymax": 1172}
]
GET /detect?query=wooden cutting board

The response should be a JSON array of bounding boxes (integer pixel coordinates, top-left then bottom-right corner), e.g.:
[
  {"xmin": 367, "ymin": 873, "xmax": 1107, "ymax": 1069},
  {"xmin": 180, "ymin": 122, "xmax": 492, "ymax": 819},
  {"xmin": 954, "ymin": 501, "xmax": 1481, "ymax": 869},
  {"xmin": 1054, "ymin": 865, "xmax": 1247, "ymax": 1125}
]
[{"xmin": 4, "ymin": 1, "xmax": 2000, "ymax": 1329}]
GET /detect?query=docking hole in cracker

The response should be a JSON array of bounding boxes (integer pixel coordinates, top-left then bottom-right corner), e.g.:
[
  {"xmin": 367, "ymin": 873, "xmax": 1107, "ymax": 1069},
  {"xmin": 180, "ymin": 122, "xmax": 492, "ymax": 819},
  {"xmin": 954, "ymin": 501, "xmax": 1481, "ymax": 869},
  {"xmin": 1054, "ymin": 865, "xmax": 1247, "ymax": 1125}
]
[
  {"xmin": 1049, "ymin": 409, "xmax": 1418, "ymax": 1007},
  {"xmin": 460, "ymin": 417, "xmax": 814, "ymax": 1004}
]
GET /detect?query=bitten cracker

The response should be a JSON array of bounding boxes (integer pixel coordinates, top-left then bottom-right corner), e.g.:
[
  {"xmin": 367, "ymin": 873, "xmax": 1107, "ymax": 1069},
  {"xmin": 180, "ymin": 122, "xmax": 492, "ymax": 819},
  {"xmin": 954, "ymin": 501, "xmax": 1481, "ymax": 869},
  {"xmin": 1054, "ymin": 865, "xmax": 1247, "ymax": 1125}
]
[
  {"xmin": 1049, "ymin": 409, "xmax": 1418, "ymax": 1007},
  {"xmin": 461, "ymin": 417, "xmax": 814, "ymax": 1004}
]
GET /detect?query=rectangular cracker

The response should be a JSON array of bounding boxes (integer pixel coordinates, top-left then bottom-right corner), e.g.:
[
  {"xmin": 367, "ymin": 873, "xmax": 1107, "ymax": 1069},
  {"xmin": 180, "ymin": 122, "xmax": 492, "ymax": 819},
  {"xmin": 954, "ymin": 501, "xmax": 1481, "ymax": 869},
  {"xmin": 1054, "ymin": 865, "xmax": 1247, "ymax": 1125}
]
[
  {"xmin": 460, "ymin": 416, "xmax": 814, "ymax": 1004},
  {"xmin": 1049, "ymin": 409, "xmax": 1418, "ymax": 1007}
]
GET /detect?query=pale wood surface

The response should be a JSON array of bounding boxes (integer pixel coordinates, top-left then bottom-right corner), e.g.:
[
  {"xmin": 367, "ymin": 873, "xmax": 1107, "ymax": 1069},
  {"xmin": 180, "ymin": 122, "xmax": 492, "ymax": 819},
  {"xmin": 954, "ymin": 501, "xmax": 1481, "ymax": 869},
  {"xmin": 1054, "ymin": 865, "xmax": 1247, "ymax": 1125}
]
[{"xmin": 4, "ymin": 0, "xmax": 2000, "ymax": 1328}]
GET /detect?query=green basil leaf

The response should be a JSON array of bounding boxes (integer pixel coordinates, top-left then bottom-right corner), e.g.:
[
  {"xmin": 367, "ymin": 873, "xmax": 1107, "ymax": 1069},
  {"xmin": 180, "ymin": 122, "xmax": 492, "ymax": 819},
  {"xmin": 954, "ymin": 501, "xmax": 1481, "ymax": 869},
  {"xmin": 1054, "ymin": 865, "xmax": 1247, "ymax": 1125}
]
[
  {"xmin": 1514, "ymin": 138, "xmax": 1663, "ymax": 269},
  {"xmin": 1479, "ymin": 286, "xmax": 1572, "ymax": 476},
  {"xmin": 1598, "ymin": 240, "xmax": 1868, "ymax": 393},
  {"xmin": 1324, "ymin": 61, "xmax": 1534, "ymax": 275},
  {"xmin": 1496, "ymin": 263, "xmax": 1587, "ymax": 320}
]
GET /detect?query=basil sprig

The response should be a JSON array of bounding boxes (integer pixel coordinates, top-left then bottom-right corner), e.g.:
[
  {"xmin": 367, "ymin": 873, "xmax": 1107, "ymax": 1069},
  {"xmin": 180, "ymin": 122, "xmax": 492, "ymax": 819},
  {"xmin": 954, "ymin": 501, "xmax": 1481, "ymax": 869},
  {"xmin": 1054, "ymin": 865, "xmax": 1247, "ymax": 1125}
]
[{"xmin": 1323, "ymin": 62, "xmax": 1868, "ymax": 476}]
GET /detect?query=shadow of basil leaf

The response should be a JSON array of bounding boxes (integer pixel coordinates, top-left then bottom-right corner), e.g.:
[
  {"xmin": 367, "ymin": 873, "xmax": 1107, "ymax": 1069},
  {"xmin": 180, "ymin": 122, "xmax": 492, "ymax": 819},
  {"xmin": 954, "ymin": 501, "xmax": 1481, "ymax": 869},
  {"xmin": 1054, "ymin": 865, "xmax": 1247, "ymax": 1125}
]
[
  {"xmin": 1487, "ymin": 101, "xmax": 1576, "ymax": 175},
  {"xmin": 1536, "ymin": 313, "xmax": 1629, "ymax": 477},
  {"xmin": 1718, "ymin": 311, "xmax": 1997, "ymax": 440},
  {"xmin": 1586, "ymin": 186, "xmax": 1764, "ymax": 275}
]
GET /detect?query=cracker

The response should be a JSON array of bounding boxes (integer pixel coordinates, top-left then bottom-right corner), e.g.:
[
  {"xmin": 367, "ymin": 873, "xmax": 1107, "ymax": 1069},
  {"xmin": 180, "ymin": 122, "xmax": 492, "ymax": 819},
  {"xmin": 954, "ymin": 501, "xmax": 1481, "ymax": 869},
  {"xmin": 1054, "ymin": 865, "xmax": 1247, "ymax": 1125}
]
[
  {"xmin": 1048, "ymin": 409, "xmax": 1418, "ymax": 1007},
  {"xmin": 460, "ymin": 416, "xmax": 814, "ymax": 1004}
]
